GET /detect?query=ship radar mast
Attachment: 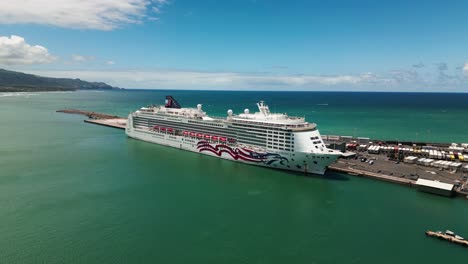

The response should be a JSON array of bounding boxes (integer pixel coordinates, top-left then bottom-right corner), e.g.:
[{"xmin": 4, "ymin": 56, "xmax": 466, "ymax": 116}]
[{"xmin": 257, "ymin": 101, "xmax": 271, "ymax": 116}]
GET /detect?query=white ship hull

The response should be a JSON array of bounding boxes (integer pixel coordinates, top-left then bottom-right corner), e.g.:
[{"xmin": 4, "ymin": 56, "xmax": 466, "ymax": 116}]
[{"xmin": 126, "ymin": 126, "xmax": 340, "ymax": 175}]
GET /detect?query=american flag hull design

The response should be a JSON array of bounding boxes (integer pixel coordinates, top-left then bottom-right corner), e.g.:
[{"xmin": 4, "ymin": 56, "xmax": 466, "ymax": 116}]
[
  {"xmin": 197, "ymin": 141, "xmax": 289, "ymax": 165},
  {"xmin": 126, "ymin": 128, "xmax": 339, "ymax": 175}
]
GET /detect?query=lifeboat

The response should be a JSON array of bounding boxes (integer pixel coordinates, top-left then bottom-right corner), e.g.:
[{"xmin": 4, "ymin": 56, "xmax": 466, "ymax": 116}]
[
  {"xmin": 183, "ymin": 131, "xmax": 189, "ymax": 135},
  {"xmin": 211, "ymin": 136, "xmax": 218, "ymax": 141},
  {"xmin": 220, "ymin": 137, "xmax": 227, "ymax": 142},
  {"xmin": 204, "ymin": 135, "xmax": 210, "ymax": 139},
  {"xmin": 197, "ymin": 133, "xmax": 203, "ymax": 138},
  {"xmin": 228, "ymin": 138, "xmax": 236, "ymax": 143},
  {"xmin": 167, "ymin": 128, "xmax": 174, "ymax": 133},
  {"xmin": 153, "ymin": 125, "xmax": 159, "ymax": 130},
  {"xmin": 190, "ymin": 132, "xmax": 196, "ymax": 137},
  {"xmin": 160, "ymin": 127, "xmax": 166, "ymax": 131}
]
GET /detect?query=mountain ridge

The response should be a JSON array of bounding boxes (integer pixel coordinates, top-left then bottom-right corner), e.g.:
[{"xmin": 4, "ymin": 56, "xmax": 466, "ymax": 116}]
[{"xmin": 0, "ymin": 69, "xmax": 121, "ymax": 92}]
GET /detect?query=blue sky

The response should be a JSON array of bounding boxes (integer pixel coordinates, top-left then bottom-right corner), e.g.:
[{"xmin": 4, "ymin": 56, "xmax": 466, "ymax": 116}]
[{"xmin": 0, "ymin": 0, "xmax": 467, "ymax": 91}]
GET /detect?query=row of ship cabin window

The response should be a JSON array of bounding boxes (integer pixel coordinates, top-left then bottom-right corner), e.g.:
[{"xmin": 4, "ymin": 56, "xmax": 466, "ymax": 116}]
[
  {"xmin": 270, "ymin": 139, "xmax": 292, "ymax": 143},
  {"xmin": 268, "ymin": 135, "xmax": 291, "ymax": 139},
  {"xmin": 188, "ymin": 120, "xmax": 224, "ymax": 127},
  {"xmin": 270, "ymin": 142, "xmax": 291, "ymax": 147}
]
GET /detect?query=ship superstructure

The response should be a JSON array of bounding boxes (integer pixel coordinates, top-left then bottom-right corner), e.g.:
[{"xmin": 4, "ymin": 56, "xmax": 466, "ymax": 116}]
[{"xmin": 126, "ymin": 96, "xmax": 341, "ymax": 174}]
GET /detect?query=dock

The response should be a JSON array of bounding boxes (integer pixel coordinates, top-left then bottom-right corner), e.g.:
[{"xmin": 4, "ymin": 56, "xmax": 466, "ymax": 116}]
[
  {"xmin": 326, "ymin": 133, "xmax": 468, "ymax": 198},
  {"xmin": 328, "ymin": 164, "xmax": 415, "ymax": 186},
  {"xmin": 330, "ymin": 157, "xmax": 468, "ymax": 197},
  {"xmin": 425, "ymin": 230, "xmax": 468, "ymax": 247},
  {"xmin": 57, "ymin": 109, "xmax": 126, "ymax": 130},
  {"xmin": 84, "ymin": 119, "xmax": 127, "ymax": 130}
]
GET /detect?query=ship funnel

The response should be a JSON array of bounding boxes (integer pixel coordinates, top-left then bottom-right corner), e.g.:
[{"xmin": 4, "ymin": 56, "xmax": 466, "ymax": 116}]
[{"xmin": 165, "ymin": 96, "xmax": 181, "ymax": 109}]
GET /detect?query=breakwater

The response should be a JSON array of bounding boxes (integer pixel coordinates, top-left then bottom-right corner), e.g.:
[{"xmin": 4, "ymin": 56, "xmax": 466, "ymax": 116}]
[{"xmin": 56, "ymin": 109, "xmax": 121, "ymax": 119}]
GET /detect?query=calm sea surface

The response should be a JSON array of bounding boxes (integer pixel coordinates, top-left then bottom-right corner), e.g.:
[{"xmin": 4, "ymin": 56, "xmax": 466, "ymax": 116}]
[{"xmin": 0, "ymin": 90, "xmax": 467, "ymax": 263}]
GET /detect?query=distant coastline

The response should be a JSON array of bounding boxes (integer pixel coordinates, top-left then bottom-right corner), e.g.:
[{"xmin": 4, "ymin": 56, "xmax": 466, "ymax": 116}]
[
  {"xmin": 0, "ymin": 69, "xmax": 122, "ymax": 92},
  {"xmin": 0, "ymin": 85, "xmax": 75, "ymax": 92},
  {"xmin": 0, "ymin": 86, "xmax": 124, "ymax": 93}
]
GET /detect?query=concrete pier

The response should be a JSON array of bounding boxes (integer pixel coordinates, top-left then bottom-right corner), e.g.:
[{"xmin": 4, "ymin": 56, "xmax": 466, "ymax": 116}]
[
  {"xmin": 57, "ymin": 109, "xmax": 126, "ymax": 130},
  {"xmin": 331, "ymin": 152, "xmax": 468, "ymax": 198},
  {"xmin": 57, "ymin": 109, "xmax": 121, "ymax": 119},
  {"xmin": 328, "ymin": 163, "xmax": 415, "ymax": 186},
  {"xmin": 84, "ymin": 119, "xmax": 126, "ymax": 130}
]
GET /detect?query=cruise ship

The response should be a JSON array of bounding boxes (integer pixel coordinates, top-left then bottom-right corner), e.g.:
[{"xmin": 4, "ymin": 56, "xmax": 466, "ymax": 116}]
[{"xmin": 126, "ymin": 96, "xmax": 342, "ymax": 175}]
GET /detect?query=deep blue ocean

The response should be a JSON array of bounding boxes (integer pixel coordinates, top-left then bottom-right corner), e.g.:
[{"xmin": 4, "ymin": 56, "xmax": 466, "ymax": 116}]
[{"xmin": 67, "ymin": 90, "xmax": 468, "ymax": 143}]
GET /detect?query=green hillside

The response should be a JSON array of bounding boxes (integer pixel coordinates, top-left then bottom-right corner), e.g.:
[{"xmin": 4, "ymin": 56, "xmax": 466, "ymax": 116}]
[{"xmin": 0, "ymin": 69, "xmax": 119, "ymax": 92}]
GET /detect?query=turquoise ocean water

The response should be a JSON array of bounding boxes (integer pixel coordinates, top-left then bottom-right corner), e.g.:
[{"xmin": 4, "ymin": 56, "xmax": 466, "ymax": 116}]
[{"xmin": 0, "ymin": 90, "xmax": 467, "ymax": 263}]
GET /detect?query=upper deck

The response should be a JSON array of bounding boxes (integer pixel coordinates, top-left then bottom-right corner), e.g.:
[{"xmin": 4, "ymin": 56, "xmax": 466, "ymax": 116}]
[{"xmin": 133, "ymin": 99, "xmax": 316, "ymax": 131}]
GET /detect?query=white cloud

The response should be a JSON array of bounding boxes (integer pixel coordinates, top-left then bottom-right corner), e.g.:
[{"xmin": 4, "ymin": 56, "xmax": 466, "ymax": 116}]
[
  {"xmin": 0, "ymin": 35, "xmax": 56, "ymax": 65},
  {"xmin": 24, "ymin": 69, "xmax": 397, "ymax": 90},
  {"xmin": 106, "ymin": 60, "xmax": 116, "ymax": 65},
  {"xmin": 72, "ymin": 55, "xmax": 95, "ymax": 62},
  {"xmin": 0, "ymin": 0, "xmax": 169, "ymax": 30},
  {"xmin": 463, "ymin": 63, "xmax": 468, "ymax": 75}
]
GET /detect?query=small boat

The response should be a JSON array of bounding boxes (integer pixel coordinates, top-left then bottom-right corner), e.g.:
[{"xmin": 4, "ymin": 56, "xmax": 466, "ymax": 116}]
[
  {"xmin": 455, "ymin": 235, "xmax": 465, "ymax": 240},
  {"xmin": 445, "ymin": 230, "xmax": 455, "ymax": 236}
]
